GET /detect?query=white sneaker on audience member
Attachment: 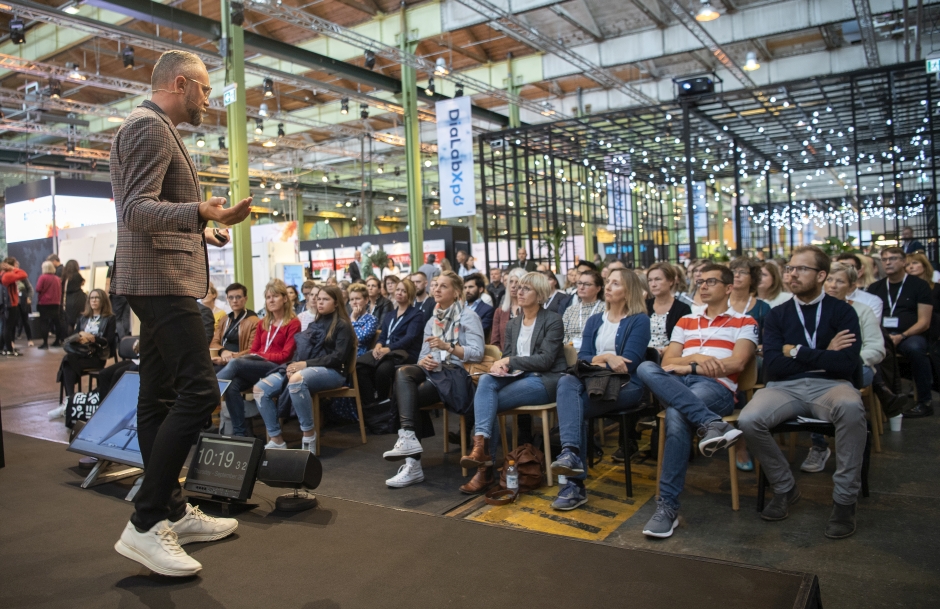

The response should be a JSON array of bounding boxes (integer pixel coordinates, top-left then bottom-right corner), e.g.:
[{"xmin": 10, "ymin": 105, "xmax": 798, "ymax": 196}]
[
  {"xmin": 47, "ymin": 401, "xmax": 67, "ymax": 420},
  {"xmin": 170, "ymin": 504, "xmax": 238, "ymax": 545},
  {"xmin": 114, "ymin": 520, "xmax": 202, "ymax": 577},
  {"xmin": 264, "ymin": 439, "xmax": 287, "ymax": 450},
  {"xmin": 383, "ymin": 429, "xmax": 422, "ymax": 461},
  {"xmin": 386, "ymin": 457, "xmax": 424, "ymax": 488},
  {"xmin": 301, "ymin": 434, "xmax": 317, "ymax": 453},
  {"xmin": 800, "ymin": 446, "xmax": 831, "ymax": 473}
]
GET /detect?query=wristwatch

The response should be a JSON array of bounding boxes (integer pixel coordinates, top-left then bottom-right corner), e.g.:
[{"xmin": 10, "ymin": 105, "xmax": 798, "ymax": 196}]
[
  {"xmin": 789, "ymin": 345, "xmax": 801, "ymax": 358},
  {"xmin": 690, "ymin": 362, "xmax": 698, "ymax": 375},
  {"xmin": 449, "ymin": 341, "xmax": 457, "ymax": 353}
]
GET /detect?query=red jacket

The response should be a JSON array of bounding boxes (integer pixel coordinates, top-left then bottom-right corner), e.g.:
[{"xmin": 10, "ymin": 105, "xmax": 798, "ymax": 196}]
[
  {"xmin": 35, "ymin": 273, "xmax": 63, "ymax": 307},
  {"xmin": 1, "ymin": 268, "xmax": 27, "ymax": 307},
  {"xmin": 250, "ymin": 317, "xmax": 301, "ymax": 365}
]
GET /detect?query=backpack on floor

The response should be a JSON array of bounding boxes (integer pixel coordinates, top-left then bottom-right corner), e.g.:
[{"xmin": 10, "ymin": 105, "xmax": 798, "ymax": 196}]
[
  {"xmin": 498, "ymin": 443, "xmax": 546, "ymax": 492},
  {"xmin": 65, "ymin": 390, "xmax": 101, "ymax": 429}
]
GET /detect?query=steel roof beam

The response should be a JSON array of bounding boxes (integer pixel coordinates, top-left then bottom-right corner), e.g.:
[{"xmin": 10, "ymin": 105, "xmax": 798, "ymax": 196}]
[{"xmin": 851, "ymin": 0, "xmax": 881, "ymax": 67}]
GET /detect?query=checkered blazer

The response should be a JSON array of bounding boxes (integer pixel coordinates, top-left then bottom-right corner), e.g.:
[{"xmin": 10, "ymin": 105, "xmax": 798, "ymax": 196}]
[{"xmin": 109, "ymin": 101, "xmax": 208, "ymax": 298}]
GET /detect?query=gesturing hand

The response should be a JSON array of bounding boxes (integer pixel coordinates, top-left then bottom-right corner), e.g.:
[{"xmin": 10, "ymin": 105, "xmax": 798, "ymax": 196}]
[
  {"xmin": 608, "ymin": 356, "xmax": 631, "ymax": 374},
  {"xmin": 198, "ymin": 196, "xmax": 252, "ymax": 226},
  {"xmin": 826, "ymin": 330, "xmax": 856, "ymax": 351}
]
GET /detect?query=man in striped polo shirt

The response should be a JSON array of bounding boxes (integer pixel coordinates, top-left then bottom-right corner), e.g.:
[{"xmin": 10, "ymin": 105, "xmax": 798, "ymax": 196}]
[{"xmin": 636, "ymin": 264, "xmax": 759, "ymax": 538}]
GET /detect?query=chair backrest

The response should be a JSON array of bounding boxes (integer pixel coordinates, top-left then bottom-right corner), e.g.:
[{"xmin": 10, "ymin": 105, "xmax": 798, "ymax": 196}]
[
  {"xmin": 118, "ymin": 336, "xmax": 139, "ymax": 360},
  {"xmin": 563, "ymin": 344, "xmax": 578, "ymax": 366},
  {"xmin": 737, "ymin": 355, "xmax": 758, "ymax": 392},
  {"xmin": 484, "ymin": 344, "xmax": 502, "ymax": 360}
]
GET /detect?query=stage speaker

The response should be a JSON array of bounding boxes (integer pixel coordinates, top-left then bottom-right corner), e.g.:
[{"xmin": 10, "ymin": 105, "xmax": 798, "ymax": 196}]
[
  {"xmin": 257, "ymin": 449, "xmax": 323, "ymax": 511},
  {"xmin": 677, "ymin": 77, "xmax": 714, "ymax": 97}
]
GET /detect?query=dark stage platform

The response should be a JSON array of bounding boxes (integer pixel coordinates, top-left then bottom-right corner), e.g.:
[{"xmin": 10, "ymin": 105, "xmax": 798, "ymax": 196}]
[{"xmin": 0, "ymin": 432, "xmax": 821, "ymax": 609}]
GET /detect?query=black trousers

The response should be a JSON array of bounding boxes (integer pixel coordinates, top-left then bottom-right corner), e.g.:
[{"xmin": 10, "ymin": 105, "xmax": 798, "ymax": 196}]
[
  {"xmin": 357, "ymin": 350, "xmax": 409, "ymax": 404},
  {"xmin": 127, "ymin": 296, "xmax": 221, "ymax": 531},
  {"xmin": 37, "ymin": 304, "xmax": 61, "ymax": 346},
  {"xmin": 394, "ymin": 365, "xmax": 441, "ymax": 434},
  {"xmin": 111, "ymin": 294, "xmax": 132, "ymax": 340},
  {"xmin": 16, "ymin": 301, "xmax": 32, "ymax": 340},
  {"xmin": 3, "ymin": 306, "xmax": 21, "ymax": 351},
  {"xmin": 97, "ymin": 359, "xmax": 138, "ymax": 399},
  {"xmin": 59, "ymin": 353, "xmax": 106, "ymax": 397}
]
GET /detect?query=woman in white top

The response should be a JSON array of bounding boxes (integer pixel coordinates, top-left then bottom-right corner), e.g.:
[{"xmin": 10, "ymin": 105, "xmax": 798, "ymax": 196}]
[
  {"xmin": 802, "ymin": 261, "xmax": 886, "ymax": 473},
  {"xmin": 460, "ymin": 272, "xmax": 568, "ymax": 493},
  {"xmin": 757, "ymin": 261, "xmax": 793, "ymax": 308},
  {"xmin": 297, "ymin": 285, "xmax": 319, "ymax": 331}
]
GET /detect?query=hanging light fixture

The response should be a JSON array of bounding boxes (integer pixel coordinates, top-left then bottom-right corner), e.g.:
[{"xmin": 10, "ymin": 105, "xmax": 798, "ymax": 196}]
[
  {"xmin": 364, "ymin": 50, "xmax": 376, "ymax": 70},
  {"xmin": 218, "ymin": 136, "xmax": 226, "ymax": 150},
  {"xmin": 196, "ymin": 134, "xmax": 206, "ymax": 148},
  {"xmin": 259, "ymin": 103, "xmax": 268, "ymax": 117},
  {"xmin": 255, "ymin": 118, "xmax": 263, "ymax": 134},
  {"xmin": 434, "ymin": 57, "xmax": 449, "ymax": 75},
  {"xmin": 122, "ymin": 46, "xmax": 134, "ymax": 69},
  {"xmin": 231, "ymin": 1, "xmax": 245, "ymax": 26},
  {"xmin": 377, "ymin": 163, "xmax": 384, "ymax": 174},
  {"xmin": 360, "ymin": 104, "xmax": 369, "ymax": 120},
  {"xmin": 742, "ymin": 51, "xmax": 760, "ymax": 72},
  {"xmin": 340, "ymin": 98, "xmax": 349, "ymax": 115},
  {"xmin": 425, "ymin": 77, "xmax": 435, "ymax": 96},
  {"xmin": 263, "ymin": 78, "xmax": 274, "ymax": 98},
  {"xmin": 9, "ymin": 18, "xmax": 26, "ymax": 45},
  {"xmin": 695, "ymin": 0, "xmax": 719, "ymax": 22},
  {"xmin": 277, "ymin": 123, "xmax": 285, "ymax": 137},
  {"xmin": 454, "ymin": 82, "xmax": 464, "ymax": 98},
  {"xmin": 48, "ymin": 80, "xmax": 62, "ymax": 99}
]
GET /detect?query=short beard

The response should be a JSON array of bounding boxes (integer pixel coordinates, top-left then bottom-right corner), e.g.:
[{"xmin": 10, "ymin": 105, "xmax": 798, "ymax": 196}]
[
  {"xmin": 466, "ymin": 292, "xmax": 478, "ymax": 304},
  {"xmin": 187, "ymin": 105, "xmax": 203, "ymax": 127}
]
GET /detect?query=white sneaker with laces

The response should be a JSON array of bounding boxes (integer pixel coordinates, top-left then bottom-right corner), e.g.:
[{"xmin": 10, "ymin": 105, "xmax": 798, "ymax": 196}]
[
  {"xmin": 114, "ymin": 520, "xmax": 202, "ymax": 577},
  {"xmin": 170, "ymin": 504, "xmax": 238, "ymax": 545},
  {"xmin": 383, "ymin": 429, "xmax": 423, "ymax": 461},
  {"xmin": 800, "ymin": 446, "xmax": 831, "ymax": 473},
  {"xmin": 48, "ymin": 402, "xmax": 67, "ymax": 420},
  {"xmin": 386, "ymin": 457, "xmax": 424, "ymax": 488},
  {"xmin": 301, "ymin": 434, "xmax": 317, "ymax": 453},
  {"xmin": 264, "ymin": 439, "xmax": 287, "ymax": 450}
]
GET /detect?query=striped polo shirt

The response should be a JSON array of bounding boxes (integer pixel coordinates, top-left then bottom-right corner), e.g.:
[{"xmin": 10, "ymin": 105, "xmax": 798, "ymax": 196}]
[{"xmin": 670, "ymin": 307, "xmax": 759, "ymax": 392}]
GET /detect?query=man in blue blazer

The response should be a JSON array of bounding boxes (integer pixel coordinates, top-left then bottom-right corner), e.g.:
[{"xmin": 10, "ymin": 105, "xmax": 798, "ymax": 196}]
[{"xmin": 464, "ymin": 273, "xmax": 494, "ymax": 339}]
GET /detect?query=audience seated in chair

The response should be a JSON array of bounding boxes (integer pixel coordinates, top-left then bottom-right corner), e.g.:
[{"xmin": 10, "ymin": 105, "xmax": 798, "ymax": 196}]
[
  {"xmin": 365, "ymin": 276, "xmax": 392, "ymax": 326},
  {"xmin": 216, "ymin": 279, "xmax": 300, "ymax": 437},
  {"xmin": 383, "ymin": 271, "xmax": 484, "ymax": 488},
  {"xmin": 646, "ymin": 262, "xmax": 692, "ymax": 355},
  {"xmin": 53, "ymin": 289, "xmax": 116, "ymax": 414},
  {"xmin": 738, "ymin": 246, "xmax": 865, "ymax": 539},
  {"xmin": 561, "ymin": 268, "xmax": 605, "ymax": 349},
  {"xmin": 636, "ymin": 264, "xmax": 758, "ymax": 538},
  {"xmin": 356, "ymin": 278, "xmax": 425, "ymax": 407},
  {"xmin": 410, "ymin": 272, "xmax": 436, "ymax": 324},
  {"xmin": 549, "ymin": 268, "xmax": 651, "ymax": 511},
  {"xmin": 254, "ymin": 285, "xmax": 354, "ymax": 452},
  {"xmin": 463, "ymin": 273, "xmax": 495, "ymax": 339},
  {"xmin": 459, "ymin": 272, "xmax": 567, "ymax": 494},
  {"xmin": 209, "ymin": 282, "xmax": 258, "ymax": 372},
  {"xmin": 490, "ymin": 268, "xmax": 526, "ymax": 350},
  {"xmin": 347, "ymin": 283, "xmax": 378, "ymax": 356}
]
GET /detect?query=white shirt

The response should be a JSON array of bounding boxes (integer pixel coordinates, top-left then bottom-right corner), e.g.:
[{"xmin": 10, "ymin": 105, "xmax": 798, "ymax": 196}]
[
  {"xmin": 517, "ymin": 321, "xmax": 535, "ymax": 357},
  {"xmin": 297, "ymin": 310, "xmax": 317, "ymax": 332},
  {"xmin": 760, "ymin": 291, "xmax": 793, "ymax": 309},
  {"xmin": 595, "ymin": 313, "xmax": 619, "ymax": 355},
  {"xmin": 481, "ymin": 292, "xmax": 494, "ymax": 306},
  {"xmin": 850, "ymin": 288, "xmax": 883, "ymax": 323},
  {"xmin": 458, "ymin": 266, "xmax": 470, "ymax": 278}
]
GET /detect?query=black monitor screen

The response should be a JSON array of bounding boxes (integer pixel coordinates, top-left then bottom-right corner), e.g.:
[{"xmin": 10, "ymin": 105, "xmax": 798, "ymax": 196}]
[
  {"xmin": 67, "ymin": 372, "xmax": 231, "ymax": 468},
  {"xmin": 184, "ymin": 434, "xmax": 263, "ymax": 500}
]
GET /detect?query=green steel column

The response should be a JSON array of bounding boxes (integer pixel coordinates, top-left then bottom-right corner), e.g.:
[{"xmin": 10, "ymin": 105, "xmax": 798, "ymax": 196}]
[
  {"xmin": 295, "ymin": 191, "xmax": 306, "ymax": 240},
  {"xmin": 581, "ymin": 166, "xmax": 595, "ymax": 263},
  {"xmin": 665, "ymin": 187, "xmax": 676, "ymax": 262},
  {"xmin": 507, "ymin": 52, "xmax": 521, "ymax": 129},
  {"xmin": 401, "ymin": 5, "xmax": 424, "ymax": 267},
  {"xmin": 222, "ymin": 0, "xmax": 254, "ymax": 309}
]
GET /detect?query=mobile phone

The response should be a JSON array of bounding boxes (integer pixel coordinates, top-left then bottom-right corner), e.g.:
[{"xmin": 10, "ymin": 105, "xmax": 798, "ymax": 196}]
[{"xmin": 213, "ymin": 228, "xmax": 230, "ymax": 245}]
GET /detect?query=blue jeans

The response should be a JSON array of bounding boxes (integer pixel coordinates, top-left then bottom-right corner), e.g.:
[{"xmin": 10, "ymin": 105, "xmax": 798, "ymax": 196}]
[
  {"xmin": 472, "ymin": 373, "xmax": 551, "ymax": 440},
  {"xmin": 286, "ymin": 366, "xmax": 347, "ymax": 434},
  {"xmin": 254, "ymin": 371, "xmax": 295, "ymax": 438},
  {"xmin": 636, "ymin": 361, "xmax": 735, "ymax": 510},
  {"xmin": 217, "ymin": 358, "xmax": 278, "ymax": 436},
  {"xmin": 896, "ymin": 334, "xmax": 932, "ymax": 403},
  {"xmin": 813, "ymin": 366, "xmax": 874, "ymax": 449},
  {"xmin": 555, "ymin": 373, "xmax": 645, "ymax": 480}
]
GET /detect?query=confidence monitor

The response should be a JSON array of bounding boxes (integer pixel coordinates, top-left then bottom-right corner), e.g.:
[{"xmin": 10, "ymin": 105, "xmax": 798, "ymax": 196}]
[{"xmin": 67, "ymin": 372, "xmax": 232, "ymax": 468}]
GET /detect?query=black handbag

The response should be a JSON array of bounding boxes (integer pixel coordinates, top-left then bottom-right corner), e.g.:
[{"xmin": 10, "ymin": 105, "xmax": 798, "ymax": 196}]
[{"xmin": 63, "ymin": 335, "xmax": 100, "ymax": 358}]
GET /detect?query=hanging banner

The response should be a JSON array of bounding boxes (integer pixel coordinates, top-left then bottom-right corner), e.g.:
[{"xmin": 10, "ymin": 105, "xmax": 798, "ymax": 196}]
[{"xmin": 436, "ymin": 96, "xmax": 475, "ymax": 219}]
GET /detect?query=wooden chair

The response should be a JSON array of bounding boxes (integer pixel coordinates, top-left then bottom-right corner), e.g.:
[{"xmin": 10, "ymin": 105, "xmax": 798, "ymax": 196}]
[
  {"xmin": 312, "ymin": 338, "xmax": 367, "ymax": 455},
  {"xmin": 655, "ymin": 355, "xmax": 758, "ymax": 511},
  {"xmin": 860, "ymin": 386, "xmax": 882, "ymax": 453},
  {"xmin": 497, "ymin": 344, "xmax": 579, "ymax": 487}
]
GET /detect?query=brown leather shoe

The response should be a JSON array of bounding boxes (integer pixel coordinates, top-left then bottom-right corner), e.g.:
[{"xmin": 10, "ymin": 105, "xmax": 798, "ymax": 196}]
[
  {"xmin": 459, "ymin": 466, "xmax": 493, "ymax": 494},
  {"xmin": 459, "ymin": 435, "xmax": 493, "ymax": 469}
]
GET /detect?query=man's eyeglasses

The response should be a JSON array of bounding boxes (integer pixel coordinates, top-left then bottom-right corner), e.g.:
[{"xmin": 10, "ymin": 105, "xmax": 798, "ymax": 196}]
[
  {"xmin": 576, "ymin": 281, "xmax": 599, "ymax": 288},
  {"xmin": 700, "ymin": 278, "xmax": 728, "ymax": 287},
  {"xmin": 881, "ymin": 255, "xmax": 903, "ymax": 263},
  {"xmin": 186, "ymin": 77, "xmax": 212, "ymax": 96},
  {"xmin": 731, "ymin": 269, "xmax": 750, "ymax": 277},
  {"xmin": 226, "ymin": 294, "xmax": 245, "ymax": 301},
  {"xmin": 784, "ymin": 265, "xmax": 821, "ymax": 274}
]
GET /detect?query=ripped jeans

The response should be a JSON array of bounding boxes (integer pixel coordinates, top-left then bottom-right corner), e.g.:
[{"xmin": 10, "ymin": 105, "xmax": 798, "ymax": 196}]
[{"xmin": 257, "ymin": 366, "xmax": 346, "ymax": 438}]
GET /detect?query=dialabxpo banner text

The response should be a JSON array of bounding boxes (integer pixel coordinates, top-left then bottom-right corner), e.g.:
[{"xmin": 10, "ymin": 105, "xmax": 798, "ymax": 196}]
[{"xmin": 435, "ymin": 96, "xmax": 475, "ymax": 220}]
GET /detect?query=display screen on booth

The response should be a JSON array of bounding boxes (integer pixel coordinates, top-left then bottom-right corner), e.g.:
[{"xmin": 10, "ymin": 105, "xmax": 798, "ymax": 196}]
[
  {"xmin": 5, "ymin": 196, "xmax": 53, "ymax": 243},
  {"xmin": 54, "ymin": 195, "xmax": 117, "ymax": 229},
  {"xmin": 68, "ymin": 372, "xmax": 232, "ymax": 468}
]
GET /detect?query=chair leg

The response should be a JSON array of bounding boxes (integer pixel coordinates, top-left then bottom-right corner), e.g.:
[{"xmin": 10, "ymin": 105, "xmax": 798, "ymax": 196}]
[
  {"xmin": 356, "ymin": 396, "xmax": 367, "ymax": 445},
  {"xmin": 788, "ymin": 431, "xmax": 797, "ymax": 462},
  {"xmin": 499, "ymin": 415, "xmax": 509, "ymax": 461},
  {"xmin": 862, "ymin": 428, "xmax": 871, "ymax": 498},
  {"xmin": 756, "ymin": 464, "xmax": 767, "ymax": 512},
  {"xmin": 512, "ymin": 415, "xmax": 519, "ymax": 450},
  {"xmin": 597, "ymin": 417, "xmax": 605, "ymax": 445},
  {"xmin": 866, "ymin": 392, "xmax": 881, "ymax": 453},
  {"xmin": 460, "ymin": 415, "xmax": 467, "ymax": 477},
  {"xmin": 656, "ymin": 417, "xmax": 666, "ymax": 499},
  {"xmin": 443, "ymin": 409, "xmax": 449, "ymax": 454},
  {"xmin": 587, "ymin": 422, "xmax": 595, "ymax": 469},
  {"xmin": 313, "ymin": 394, "xmax": 321, "ymax": 456},
  {"xmin": 728, "ymin": 443, "xmax": 740, "ymax": 511},
  {"xmin": 542, "ymin": 412, "xmax": 553, "ymax": 487},
  {"xmin": 621, "ymin": 414, "xmax": 632, "ymax": 499}
]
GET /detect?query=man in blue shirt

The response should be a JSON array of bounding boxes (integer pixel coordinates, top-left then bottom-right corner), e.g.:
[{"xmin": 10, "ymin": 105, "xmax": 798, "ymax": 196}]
[
  {"xmin": 739, "ymin": 246, "xmax": 865, "ymax": 539},
  {"xmin": 463, "ymin": 273, "xmax": 494, "ymax": 338}
]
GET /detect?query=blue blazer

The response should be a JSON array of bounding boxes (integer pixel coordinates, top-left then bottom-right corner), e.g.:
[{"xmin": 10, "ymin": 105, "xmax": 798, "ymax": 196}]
[
  {"xmin": 380, "ymin": 305, "xmax": 425, "ymax": 364},
  {"xmin": 468, "ymin": 300, "xmax": 495, "ymax": 335},
  {"xmin": 577, "ymin": 312, "xmax": 651, "ymax": 378}
]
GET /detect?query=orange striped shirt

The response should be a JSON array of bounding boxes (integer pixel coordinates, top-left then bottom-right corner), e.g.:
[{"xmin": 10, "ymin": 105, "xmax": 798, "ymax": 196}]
[{"xmin": 671, "ymin": 308, "xmax": 759, "ymax": 392}]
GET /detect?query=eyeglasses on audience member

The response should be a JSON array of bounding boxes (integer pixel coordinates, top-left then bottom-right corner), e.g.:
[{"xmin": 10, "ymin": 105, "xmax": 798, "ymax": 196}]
[{"xmin": 784, "ymin": 265, "xmax": 821, "ymax": 274}]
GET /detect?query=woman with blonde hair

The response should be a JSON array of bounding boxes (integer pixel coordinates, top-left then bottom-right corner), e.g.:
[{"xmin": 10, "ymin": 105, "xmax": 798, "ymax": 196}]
[
  {"xmin": 201, "ymin": 283, "xmax": 226, "ymax": 329},
  {"xmin": 757, "ymin": 261, "xmax": 792, "ymax": 308},
  {"xmin": 857, "ymin": 254, "xmax": 876, "ymax": 288},
  {"xmin": 549, "ymin": 268, "xmax": 651, "ymax": 511},
  {"xmin": 459, "ymin": 272, "xmax": 568, "ymax": 493},
  {"xmin": 217, "ymin": 279, "xmax": 300, "ymax": 437}
]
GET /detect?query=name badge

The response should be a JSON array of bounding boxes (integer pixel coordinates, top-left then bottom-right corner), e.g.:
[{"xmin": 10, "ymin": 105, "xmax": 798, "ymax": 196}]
[
  {"xmin": 883, "ymin": 317, "xmax": 900, "ymax": 329},
  {"xmin": 572, "ymin": 338, "xmax": 583, "ymax": 350}
]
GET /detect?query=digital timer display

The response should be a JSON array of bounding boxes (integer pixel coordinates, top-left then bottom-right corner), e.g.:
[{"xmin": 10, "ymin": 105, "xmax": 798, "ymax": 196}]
[{"xmin": 184, "ymin": 434, "xmax": 263, "ymax": 501}]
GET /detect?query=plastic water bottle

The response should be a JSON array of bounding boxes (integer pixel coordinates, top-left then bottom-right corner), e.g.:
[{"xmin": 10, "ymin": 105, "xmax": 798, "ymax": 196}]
[{"xmin": 506, "ymin": 459, "xmax": 519, "ymax": 491}]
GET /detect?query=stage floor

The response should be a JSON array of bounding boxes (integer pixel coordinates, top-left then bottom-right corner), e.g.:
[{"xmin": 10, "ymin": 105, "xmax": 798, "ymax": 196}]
[{"xmin": 0, "ymin": 432, "xmax": 820, "ymax": 609}]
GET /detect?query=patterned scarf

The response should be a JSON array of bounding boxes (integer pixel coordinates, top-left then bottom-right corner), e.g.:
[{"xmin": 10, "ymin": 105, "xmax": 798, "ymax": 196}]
[{"xmin": 431, "ymin": 300, "xmax": 464, "ymax": 345}]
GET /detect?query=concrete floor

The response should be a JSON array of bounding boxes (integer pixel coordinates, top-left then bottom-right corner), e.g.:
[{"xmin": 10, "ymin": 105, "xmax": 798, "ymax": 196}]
[{"xmin": 2, "ymin": 335, "xmax": 939, "ymax": 608}]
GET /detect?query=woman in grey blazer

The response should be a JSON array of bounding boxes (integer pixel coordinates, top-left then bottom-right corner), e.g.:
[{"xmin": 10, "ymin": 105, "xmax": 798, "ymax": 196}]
[{"xmin": 459, "ymin": 271, "xmax": 567, "ymax": 494}]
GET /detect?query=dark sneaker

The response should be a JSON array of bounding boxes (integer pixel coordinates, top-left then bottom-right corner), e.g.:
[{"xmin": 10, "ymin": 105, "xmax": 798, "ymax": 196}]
[
  {"xmin": 698, "ymin": 420, "xmax": 742, "ymax": 457},
  {"xmin": 761, "ymin": 486, "xmax": 801, "ymax": 521},
  {"xmin": 903, "ymin": 402, "xmax": 934, "ymax": 418},
  {"xmin": 611, "ymin": 446, "xmax": 624, "ymax": 463},
  {"xmin": 550, "ymin": 480, "xmax": 587, "ymax": 511},
  {"xmin": 825, "ymin": 501, "xmax": 857, "ymax": 539},
  {"xmin": 550, "ymin": 447, "xmax": 585, "ymax": 476},
  {"xmin": 642, "ymin": 499, "xmax": 679, "ymax": 538}
]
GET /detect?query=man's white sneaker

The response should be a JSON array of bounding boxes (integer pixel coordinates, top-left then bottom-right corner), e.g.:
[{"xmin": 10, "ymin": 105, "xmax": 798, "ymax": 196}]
[
  {"xmin": 48, "ymin": 402, "xmax": 66, "ymax": 420},
  {"xmin": 170, "ymin": 504, "xmax": 238, "ymax": 545},
  {"xmin": 264, "ymin": 439, "xmax": 287, "ymax": 450},
  {"xmin": 383, "ymin": 429, "xmax": 422, "ymax": 461},
  {"xmin": 113, "ymin": 520, "xmax": 202, "ymax": 577},
  {"xmin": 386, "ymin": 458, "xmax": 424, "ymax": 488},
  {"xmin": 800, "ymin": 446, "xmax": 831, "ymax": 473},
  {"xmin": 301, "ymin": 434, "xmax": 317, "ymax": 453}
]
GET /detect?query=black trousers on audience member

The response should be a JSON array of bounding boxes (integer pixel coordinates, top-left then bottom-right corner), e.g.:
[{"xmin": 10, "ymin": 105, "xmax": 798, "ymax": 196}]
[
  {"xmin": 16, "ymin": 300, "xmax": 32, "ymax": 340},
  {"xmin": 97, "ymin": 359, "xmax": 138, "ymax": 399},
  {"xmin": 357, "ymin": 350, "xmax": 410, "ymax": 404},
  {"xmin": 59, "ymin": 353, "xmax": 106, "ymax": 397},
  {"xmin": 3, "ymin": 306, "xmax": 21, "ymax": 351},
  {"xmin": 395, "ymin": 365, "xmax": 443, "ymax": 452},
  {"xmin": 126, "ymin": 295, "xmax": 221, "ymax": 532}
]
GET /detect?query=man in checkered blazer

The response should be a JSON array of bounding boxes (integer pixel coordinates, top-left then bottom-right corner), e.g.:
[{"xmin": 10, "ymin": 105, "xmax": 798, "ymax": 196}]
[{"xmin": 110, "ymin": 50, "xmax": 252, "ymax": 577}]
